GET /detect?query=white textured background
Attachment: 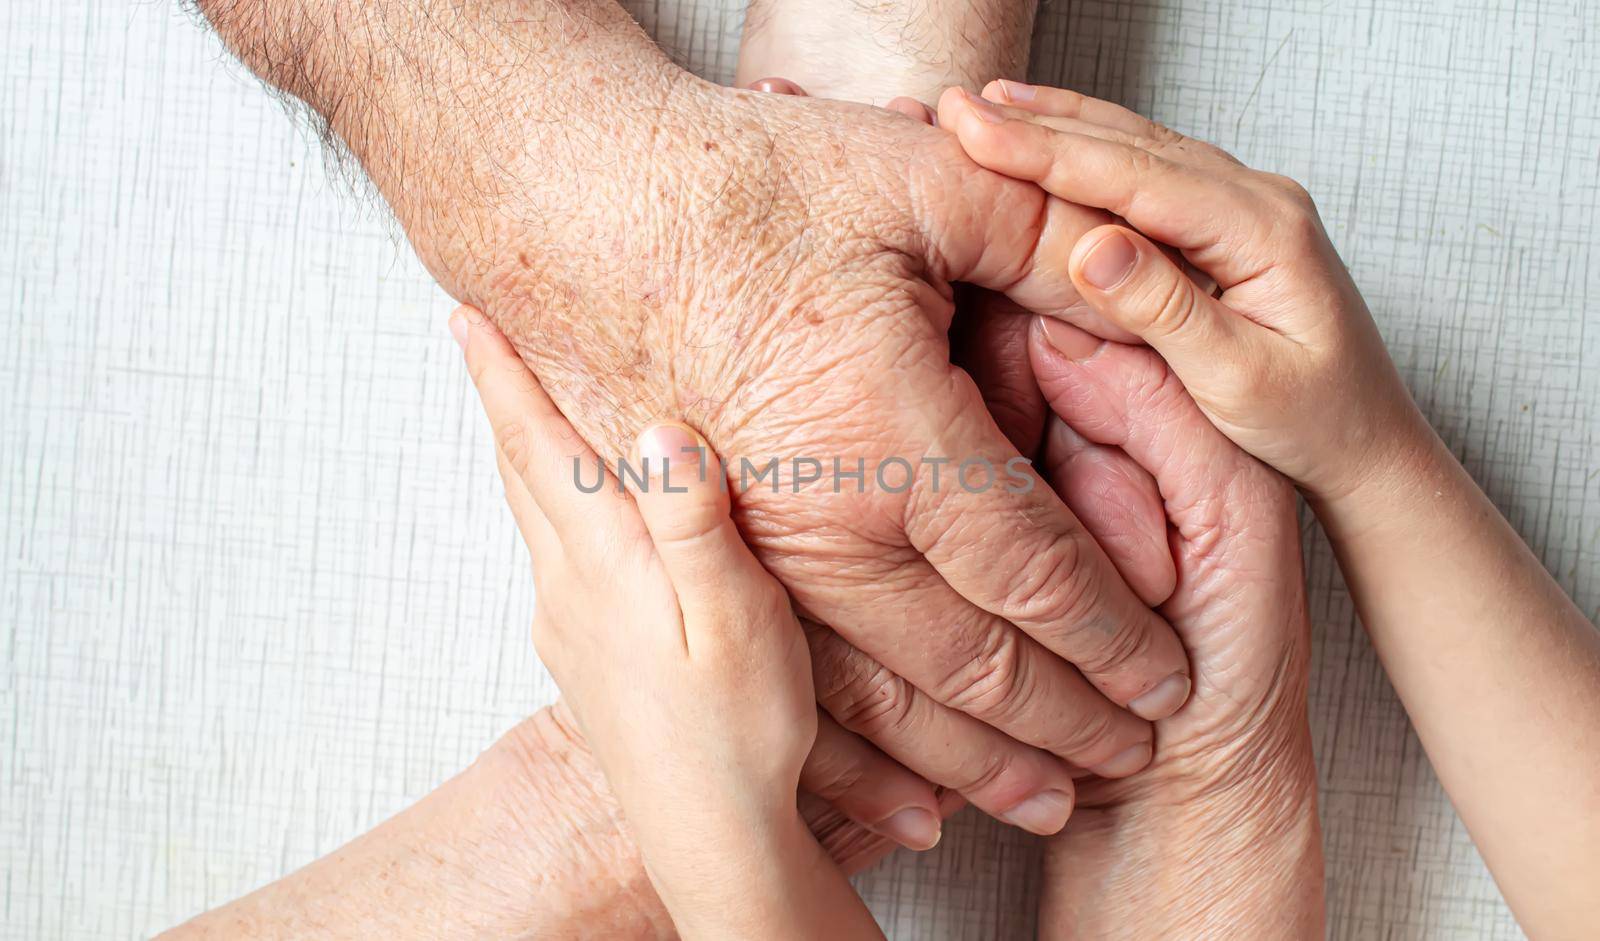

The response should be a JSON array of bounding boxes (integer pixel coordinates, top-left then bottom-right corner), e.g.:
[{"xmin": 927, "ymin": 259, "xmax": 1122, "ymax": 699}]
[{"xmin": 4, "ymin": 0, "xmax": 1597, "ymax": 937}]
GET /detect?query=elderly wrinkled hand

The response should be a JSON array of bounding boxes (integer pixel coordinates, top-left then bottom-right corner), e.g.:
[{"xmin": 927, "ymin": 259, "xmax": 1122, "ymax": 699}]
[
  {"xmin": 198, "ymin": 6, "xmax": 1210, "ymax": 830},
  {"xmin": 1028, "ymin": 318, "xmax": 1324, "ymax": 938}
]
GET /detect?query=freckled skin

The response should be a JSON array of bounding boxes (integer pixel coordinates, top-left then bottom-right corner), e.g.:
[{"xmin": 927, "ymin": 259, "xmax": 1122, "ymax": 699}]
[{"xmin": 197, "ymin": 0, "xmax": 1194, "ymax": 854}]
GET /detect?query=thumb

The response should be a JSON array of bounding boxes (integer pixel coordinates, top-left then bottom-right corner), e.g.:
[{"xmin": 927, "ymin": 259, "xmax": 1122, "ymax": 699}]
[
  {"xmin": 917, "ymin": 159, "xmax": 1139, "ymax": 342},
  {"xmin": 1067, "ymin": 225, "xmax": 1265, "ymax": 382},
  {"xmin": 631, "ymin": 422, "xmax": 789, "ymax": 634}
]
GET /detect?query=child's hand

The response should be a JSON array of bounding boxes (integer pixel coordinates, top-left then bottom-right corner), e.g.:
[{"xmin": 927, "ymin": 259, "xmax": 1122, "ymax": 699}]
[
  {"xmin": 453, "ymin": 307, "xmax": 906, "ymax": 937},
  {"xmin": 937, "ymin": 82, "xmax": 1432, "ymax": 502},
  {"xmin": 938, "ymin": 84, "xmax": 1600, "ymax": 936}
]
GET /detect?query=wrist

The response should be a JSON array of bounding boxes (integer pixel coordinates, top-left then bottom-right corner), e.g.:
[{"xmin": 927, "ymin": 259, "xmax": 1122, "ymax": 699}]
[
  {"xmin": 738, "ymin": 0, "xmax": 1036, "ymax": 104},
  {"xmin": 1043, "ymin": 724, "xmax": 1323, "ymax": 939},
  {"xmin": 1307, "ymin": 412, "xmax": 1453, "ymax": 543},
  {"xmin": 163, "ymin": 705, "xmax": 671, "ymax": 940},
  {"xmin": 464, "ymin": 704, "xmax": 674, "ymax": 938},
  {"xmin": 658, "ymin": 811, "xmax": 857, "ymax": 941}
]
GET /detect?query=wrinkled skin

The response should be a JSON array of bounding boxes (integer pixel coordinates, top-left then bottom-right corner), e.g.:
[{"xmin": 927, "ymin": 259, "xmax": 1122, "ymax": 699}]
[
  {"xmin": 384, "ymin": 67, "xmax": 1194, "ymax": 808},
  {"xmin": 1029, "ymin": 321, "xmax": 1324, "ymax": 938},
  {"xmin": 197, "ymin": 0, "xmax": 1189, "ymax": 828},
  {"xmin": 478, "ymin": 81, "xmax": 1190, "ymax": 804},
  {"xmin": 733, "ymin": 52, "xmax": 1322, "ymax": 931}
]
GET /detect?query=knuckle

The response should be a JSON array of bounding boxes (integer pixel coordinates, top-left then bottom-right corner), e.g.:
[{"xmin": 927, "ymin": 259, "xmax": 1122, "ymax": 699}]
[
  {"xmin": 821, "ymin": 660, "xmax": 917, "ymax": 739},
  {"xmin": 1265, "ymin": 173, "xmax": 1316, "ymax": 208},
  {"xmin": 1048, "ymin": 566, "xmax": 1116, "ymax": 649},
  {"xmin": 997, "ymin": 532, "xmax": 1092, "ymax": 625},
  {"xmin": 1280, "ymin": 207, "xmax": 1325, "ymax": 247},
  {"xmin": 1258, "ymin": 175, "xmax": 1323, "ymax": 240},
  {"xmin": 938, "ymin": 626, "xmax": 1030, "ymax": 718},
  {"xmin": 1050, "ymin": 703, "xmax": 1122, "ymax": 758},
  {"xmin": 1142, "ymin": 122, "xmax": 1187, "ymax": 150},
  {"xmin": 951, "ymin": 748, "xmax": 1021, "ymax": 797},
  {"xmin": 1146, "ymin": 268, "xmax": 1199, "ymax": 336},
  {"xmin": 804, "ymin": 741, "xmax": 870, "ymax": 802},
  {"xmin": 494, "ymin": 418, "xmax": 535, "ymax": 475},
  {"xmin": 1123, "ymin": 145, "xmax": 1165, "ymax": 178},
  {"xmin": 1068, "ymin": 611, "xmax": 1153, "ymax": 677},
  {"xmin": 1029, "ymin": 545, "xmax": 1165, "ymax": 678},
  {"xmin": 1117, "ymin": 347, "xmax": 1178, "ymax": 408},
  {"xmin": 1054, "ymin": 88, "xmax": 1089, "ymax": 115}
]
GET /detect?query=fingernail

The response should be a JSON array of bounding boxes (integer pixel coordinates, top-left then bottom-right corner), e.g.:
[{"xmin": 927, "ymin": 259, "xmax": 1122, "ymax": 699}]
[
  {"xmin": 750, "ymin": 77, "xmax": 803, "ymax": 96},
  {"xmin": 1081, "ymin": 232, "xmax": 1138, "ymax": 290},
  {"xmin": 1038, "ymin": 317, "xmax": 1104, "ymax": 362},
  {"xmin": 874, "ymin": 807, "xmax": 942, "ymax": 851},
  {"xmin": 996, "ymin": 79, "xmax": 1036, "ymax": 102},
  {"xmin": 1090, "ymin": 741, "xmax": 1153, "ymax": 778},
  {"xmin": 997, "ymin": 789, "xmax": 1074, "ymax": 835},
  {"xmin": 636, "ymin": 423, "xmax": 702, "ymax": 485},
  {"xmin": 449, "ymin": 312, "xmax": 470, "ymax": 352},
  {"xmin": 1128, "ymin": 673, "xmax": 1191, "ymax": 721},
  {"xmin": 963, "ymin": 88, "xmax": 1006, "ymax": 124}
]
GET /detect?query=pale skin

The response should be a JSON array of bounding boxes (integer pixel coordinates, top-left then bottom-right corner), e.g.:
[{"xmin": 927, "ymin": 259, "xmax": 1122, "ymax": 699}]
[
  {"xmin": 165, "ymin": 300, "xmax": 1328, "ymax": 939},
  {"xmin": 171, "ymin": 2, "xmax": 1121, "ymax": 934},
  {"xmin": 1023, "ymin": 314, "xmax": 1325, "ymax": 938},
  {"xmin": 160, "ymin": 699, "xmax": 957, "ymax": 939},
  {"xmin": 458, "ymin": 308, "xmax": 889, "ymax": 939},
  {"xmin": 739, "ymin": 21, "xmax": 1327, "ymax": 932},
  {"xmin": 159, "ymin": 295, "xmax": 959, "ymax": 939},
  {"xmin": 738, "ymin": 0, "xmax": 1035, "ymax": 108},
  {"xmin": 181, "ymin": 1, "xmax": 1363, "ymax": 934},
  {"xmin": 455, "ymin": 289, "xmax": 1331, "ymax": 939},
  {"xmin": 169, "ymin": 4, "xmax": 1326, "ymax": 935},
  {"xmin": 940, "ymin": 79, "xmax": 1600, "ymax": 939},
  {"xmin": 193, "ymin": 0, "xmax": 1197, "ymax": 838}
]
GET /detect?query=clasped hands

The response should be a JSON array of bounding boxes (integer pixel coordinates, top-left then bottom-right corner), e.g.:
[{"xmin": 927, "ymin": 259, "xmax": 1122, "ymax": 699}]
[
  {"xmin": 177, "ymin": 2, "xmax": 1600, "ymax": 935},
  {"xmin": 452, "ymin": 74, "xmax": 1322, "ymax": 936}
]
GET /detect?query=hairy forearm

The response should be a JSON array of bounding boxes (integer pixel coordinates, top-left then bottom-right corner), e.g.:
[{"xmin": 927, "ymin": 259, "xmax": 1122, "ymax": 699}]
[
  {"xmin": 737, "ymin": 0, "xmax": 1037, "ymax": 103},
  {"xmin": 196, "ymin": 0, "xmax": 670, "ymax": 139},
  {"xmin": 162, "ymin": 706, "xmax": 672, "ymax": 940},
  {"xmin": 1314, "ymin": 434, "xmax": 1600, "ymax": 938},
  {"xmin": 194, "ymin": 0, "xmax": 681, "ymax": 299}
]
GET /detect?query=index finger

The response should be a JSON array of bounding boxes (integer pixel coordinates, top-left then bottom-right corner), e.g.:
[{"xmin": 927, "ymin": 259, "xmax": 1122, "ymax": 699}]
[
  {"xmin": 454, "ymin": 306, "xmax": 645, "ymax": 562},
  {"xmin": 981, "ymin": 80, "xmax": 1169, "ymax": 141},
  {"xmin": 902, "ymin": 369, "xmax": 1193, "ymax": 721},
  {"xmin": 936, "ymin": 86, "xmax": 1275, "ymax": 291}
]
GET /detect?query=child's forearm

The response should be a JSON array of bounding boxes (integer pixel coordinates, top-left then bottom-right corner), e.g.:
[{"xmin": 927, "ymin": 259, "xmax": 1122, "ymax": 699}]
[
  {"xmin": 657, "ymin": 813, "xmax": 883, "ymax": 941},
  {"xmin": 1314, "ymin": 431, "xmax": 1600, "ymax": 938}
]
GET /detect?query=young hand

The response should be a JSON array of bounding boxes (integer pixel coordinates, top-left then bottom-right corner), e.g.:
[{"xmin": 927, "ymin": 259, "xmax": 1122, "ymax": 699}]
[
  {"xmin": 938, "ymin": 82, "xmax": 1600, "ymax": 937},
  {"xmin": 454, "ymin": 307, "xmax": 903, "ymax": 939},
  {"xmin": 937, "ymin": 81, "xmax": 1433, "ymax": 503}
]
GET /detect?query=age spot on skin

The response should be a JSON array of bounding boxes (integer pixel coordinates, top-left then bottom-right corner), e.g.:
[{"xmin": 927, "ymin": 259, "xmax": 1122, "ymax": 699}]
[{"xmin": 703, "ymin": 140, "xmax": 719, "ymax": 151}]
